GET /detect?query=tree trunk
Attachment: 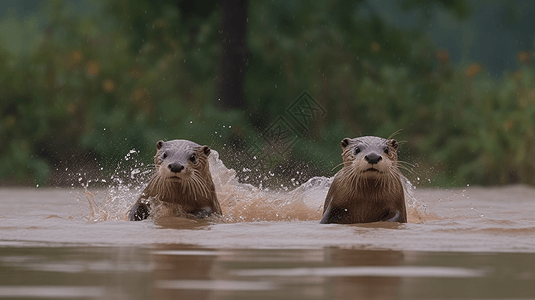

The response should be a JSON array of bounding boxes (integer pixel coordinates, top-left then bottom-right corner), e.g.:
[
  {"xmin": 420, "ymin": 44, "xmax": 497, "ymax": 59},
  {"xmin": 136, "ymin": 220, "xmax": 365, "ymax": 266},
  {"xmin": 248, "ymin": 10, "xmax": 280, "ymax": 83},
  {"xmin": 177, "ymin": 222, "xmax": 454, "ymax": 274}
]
[{"xmin": 218, "ymin": 0, "xmax": 247, "ymax": 109}]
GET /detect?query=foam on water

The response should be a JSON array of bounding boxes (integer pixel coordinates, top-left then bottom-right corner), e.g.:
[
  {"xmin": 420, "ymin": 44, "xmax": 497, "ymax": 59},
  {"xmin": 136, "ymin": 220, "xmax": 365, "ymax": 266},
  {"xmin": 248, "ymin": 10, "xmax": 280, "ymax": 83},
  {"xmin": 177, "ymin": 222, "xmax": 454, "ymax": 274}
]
[{"xmin": 82, "ymin": 149, "xmax": 430, "ymax": 224}]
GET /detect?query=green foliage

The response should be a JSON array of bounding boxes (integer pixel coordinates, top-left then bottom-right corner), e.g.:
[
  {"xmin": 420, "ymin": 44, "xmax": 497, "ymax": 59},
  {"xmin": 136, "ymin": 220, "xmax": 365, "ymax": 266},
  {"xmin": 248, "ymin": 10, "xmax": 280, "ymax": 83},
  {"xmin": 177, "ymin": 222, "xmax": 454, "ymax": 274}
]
[{"xmin": 0, "ymin": 0, "xmax": 534, "ymax": 187}]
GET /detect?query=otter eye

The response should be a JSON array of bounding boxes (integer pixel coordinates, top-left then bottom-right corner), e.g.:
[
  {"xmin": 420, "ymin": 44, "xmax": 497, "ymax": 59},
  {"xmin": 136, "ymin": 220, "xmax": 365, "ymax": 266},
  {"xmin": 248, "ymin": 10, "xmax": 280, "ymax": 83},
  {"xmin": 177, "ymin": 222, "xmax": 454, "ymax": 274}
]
[
  {"xmin": 384, "ymin": 147, "xmax": 389, "ymax": 154},
  {"xmin": 354, "ymin": 147, "xmax": 361, "ymax": 154},
  {"xmin": 189, "ymin": 154, "xmax": 196, "ymax": 163},
  {"xmin": 162, "ymin": 152, "xmax": 168, "ymax": 159}
]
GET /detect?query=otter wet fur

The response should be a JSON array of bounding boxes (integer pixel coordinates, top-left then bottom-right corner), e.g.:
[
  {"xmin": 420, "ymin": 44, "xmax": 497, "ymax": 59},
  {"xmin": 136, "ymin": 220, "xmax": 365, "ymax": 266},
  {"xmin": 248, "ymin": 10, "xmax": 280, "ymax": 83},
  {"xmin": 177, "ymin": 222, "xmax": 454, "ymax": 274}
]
[
  {"xmin": 129, "ymin": 139, "xmax": 221, "ymax": 221},
  {"xmin": 320, "ymin": 136, "xmax": 407, "ymax": 224}
]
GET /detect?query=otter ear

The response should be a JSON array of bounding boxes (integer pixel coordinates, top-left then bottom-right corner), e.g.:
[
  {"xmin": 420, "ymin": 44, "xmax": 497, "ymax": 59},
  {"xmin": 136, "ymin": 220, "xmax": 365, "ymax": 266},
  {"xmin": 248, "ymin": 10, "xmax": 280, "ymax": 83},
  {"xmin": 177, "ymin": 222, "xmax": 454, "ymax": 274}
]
[
  {"xmin": 201, "ymin": 145, "xmax": 210, "ymax": 156},
  {"xmin": 340, "ymin": 138, "xmax": 351, "ymax": 149},
  {"xmin": 389, "ymin": 139, "xmax": 398, "ymax": 150},
  {"xmin": 156, "ymin": 140, "xmax": 164, "ymax": 150}
]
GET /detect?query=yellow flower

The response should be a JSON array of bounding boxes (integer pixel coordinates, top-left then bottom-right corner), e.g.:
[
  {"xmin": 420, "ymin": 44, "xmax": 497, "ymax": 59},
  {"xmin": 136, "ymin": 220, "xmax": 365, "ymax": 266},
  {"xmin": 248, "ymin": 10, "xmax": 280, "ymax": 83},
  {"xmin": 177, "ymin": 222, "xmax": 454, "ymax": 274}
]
[
  {"xmin": 132, "ymin": 88, "xmax": 146, "ymax": 101},
  {"xmin": 503, "ymin": 120, "xmax": 514, "ymax": 131},
  {"xmin": 436, "ymin": 50, "xmax": 449, "ymax": 64},
  {"xmin": 86, "ymin": 61, "xmax": 100, "ymax": 77},
  {"xmin": 69, "ymin": 51, "xmax": 83, "ymax": 69},
  {"xmin": 465, "ymin": 63, "xmax": 482, "ymax": 78},
  {"xmin": 517, "ymin": 51, "xmax": 532, "ymax": 64},
  {"xmin": 102, "ymin": 79, "xmax": 116, "ymax": 93},
  {"xmin": 370, "ymin": 41, "xmax": 380, "ymax": 53}
]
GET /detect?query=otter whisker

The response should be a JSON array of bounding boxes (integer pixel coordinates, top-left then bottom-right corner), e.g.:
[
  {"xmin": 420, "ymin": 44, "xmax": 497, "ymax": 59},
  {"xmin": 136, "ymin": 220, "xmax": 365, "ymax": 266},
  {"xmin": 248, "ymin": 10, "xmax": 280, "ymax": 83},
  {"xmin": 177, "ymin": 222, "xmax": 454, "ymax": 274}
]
[
  {"xmin": 397, "ymin": 161, "xmax": 415, "ymax": 170},
  {"xmin": 397, "ymin": 165, "xmax": 415, "ymax": 175},
  {"xmin": 387, "ymin": 129, "xmax": 403, "ymax": 140},
  {"xmin": 190, "ymin": 176, "xmax": 203, "ymax": 200},
  {"xmin": 397, "ymin": 160, "xmax": 415, "ymax": 167},
  {"xmin": 331, "ymin": 162, "xmax": 345, "ymax": 172},
  {"xmin": 195, "ymin": 176, "xmax": 206, "ymax": 199},
  {"xmin": 192, "ymin": 171, "xmax": 209, "ymax": 198}
]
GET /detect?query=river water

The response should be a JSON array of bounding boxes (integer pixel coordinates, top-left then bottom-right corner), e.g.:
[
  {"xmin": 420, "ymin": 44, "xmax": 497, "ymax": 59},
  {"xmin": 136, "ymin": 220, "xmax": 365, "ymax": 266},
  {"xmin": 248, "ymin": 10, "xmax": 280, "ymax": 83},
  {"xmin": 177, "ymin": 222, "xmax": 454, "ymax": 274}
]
[{"xmin": 1, "ymin": 152, "xmax": 535, "ymax": 299}]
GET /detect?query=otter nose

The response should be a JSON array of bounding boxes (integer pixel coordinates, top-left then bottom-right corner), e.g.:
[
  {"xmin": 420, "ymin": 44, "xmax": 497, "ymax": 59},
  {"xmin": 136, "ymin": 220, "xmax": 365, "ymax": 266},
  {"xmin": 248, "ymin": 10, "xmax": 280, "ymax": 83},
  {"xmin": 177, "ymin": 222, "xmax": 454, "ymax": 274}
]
[
  {"xmin": 168, "ymin": 163, "xmax": 184, "ymax": 173},
  {"xmin": 365, "ymin": 153, "xmax": 382, "ymax": 164}
]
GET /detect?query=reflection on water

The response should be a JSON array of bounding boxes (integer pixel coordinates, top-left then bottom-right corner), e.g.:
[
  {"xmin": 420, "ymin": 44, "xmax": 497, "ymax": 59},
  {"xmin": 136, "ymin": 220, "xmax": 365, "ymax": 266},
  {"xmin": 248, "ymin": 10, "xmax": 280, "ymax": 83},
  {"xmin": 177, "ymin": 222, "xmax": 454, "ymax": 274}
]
[
  {"xmin": 0, "ymin": 246, "xmax": 152, "ymax": 299},
  {"xmin": 0, "ymin": 286, "xmax": 106, "ymax": 298},
  {"xmin": 1, "ymin": 245, "xmax": 535, "ymax": 300}
]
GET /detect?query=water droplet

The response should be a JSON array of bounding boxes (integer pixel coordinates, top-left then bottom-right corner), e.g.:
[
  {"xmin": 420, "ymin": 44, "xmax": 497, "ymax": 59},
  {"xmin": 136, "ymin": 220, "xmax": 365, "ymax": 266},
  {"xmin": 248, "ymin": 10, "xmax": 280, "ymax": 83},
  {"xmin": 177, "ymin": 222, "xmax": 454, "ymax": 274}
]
[{"xmin": 131, "ymin": 169, "xmax": 141, "ymax": 179}]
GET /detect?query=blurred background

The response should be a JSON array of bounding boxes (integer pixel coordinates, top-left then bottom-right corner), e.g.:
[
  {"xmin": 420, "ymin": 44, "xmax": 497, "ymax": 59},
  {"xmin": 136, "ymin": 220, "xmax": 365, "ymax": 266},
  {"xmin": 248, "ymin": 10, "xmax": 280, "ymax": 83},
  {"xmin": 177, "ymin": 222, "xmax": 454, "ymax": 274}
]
[{"xmin": 0, "ymin": 0, "xmax": 534, "ymax": 188}]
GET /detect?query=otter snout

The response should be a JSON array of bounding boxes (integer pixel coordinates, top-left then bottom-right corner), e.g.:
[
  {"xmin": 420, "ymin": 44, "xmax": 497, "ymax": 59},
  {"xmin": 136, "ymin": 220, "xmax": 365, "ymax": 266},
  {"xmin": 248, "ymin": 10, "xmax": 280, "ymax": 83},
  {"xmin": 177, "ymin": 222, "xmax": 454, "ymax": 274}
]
[
  {"xmin": 168, "ymin": 162, "xmax": 184, "ymax": 173},
  {"xmin": 364, "ymin": 153, "xmax": 382, "ymax": 164}
]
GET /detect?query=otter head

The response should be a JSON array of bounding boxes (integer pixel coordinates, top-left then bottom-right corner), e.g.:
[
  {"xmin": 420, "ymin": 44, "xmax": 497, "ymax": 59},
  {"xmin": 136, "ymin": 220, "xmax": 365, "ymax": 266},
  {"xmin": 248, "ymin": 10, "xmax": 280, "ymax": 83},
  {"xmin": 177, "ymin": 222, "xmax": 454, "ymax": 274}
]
[
  {"xmin": 153, "ymin": 139, "xmax": 211, "ymax": 181},
  {"xmin": 340, "ymin": 136, "xmax": 399, "ymax": 179}
]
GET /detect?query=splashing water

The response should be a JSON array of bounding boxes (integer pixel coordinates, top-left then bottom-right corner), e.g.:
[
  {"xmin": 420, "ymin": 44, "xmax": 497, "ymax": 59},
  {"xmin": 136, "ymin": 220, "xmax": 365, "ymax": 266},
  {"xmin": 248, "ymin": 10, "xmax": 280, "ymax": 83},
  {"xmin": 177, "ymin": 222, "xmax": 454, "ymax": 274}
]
[
  {"xmin": 82, "ymin": 149, "xmax": 153, "ymax": 222},
  {"xmin": 82, "ymin": 149, "xmax": 428, "ymax": 223}
]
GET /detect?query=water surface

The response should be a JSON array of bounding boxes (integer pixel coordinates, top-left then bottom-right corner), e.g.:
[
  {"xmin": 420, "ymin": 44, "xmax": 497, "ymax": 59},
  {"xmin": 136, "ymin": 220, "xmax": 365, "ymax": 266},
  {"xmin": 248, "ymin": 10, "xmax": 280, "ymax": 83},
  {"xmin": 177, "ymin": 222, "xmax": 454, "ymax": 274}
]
[{"xmin": 1, "ymin": 153, "xmax": 535, "ymax": 299}]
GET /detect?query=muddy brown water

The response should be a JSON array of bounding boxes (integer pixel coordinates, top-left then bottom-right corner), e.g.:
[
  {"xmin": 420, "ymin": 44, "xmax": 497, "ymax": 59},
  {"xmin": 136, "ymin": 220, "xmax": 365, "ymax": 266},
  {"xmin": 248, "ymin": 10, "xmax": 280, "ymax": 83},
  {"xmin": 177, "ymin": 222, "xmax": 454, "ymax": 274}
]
[{"xmin": 1, "ymin": 152, "xmax": 535, "ymax": 299}]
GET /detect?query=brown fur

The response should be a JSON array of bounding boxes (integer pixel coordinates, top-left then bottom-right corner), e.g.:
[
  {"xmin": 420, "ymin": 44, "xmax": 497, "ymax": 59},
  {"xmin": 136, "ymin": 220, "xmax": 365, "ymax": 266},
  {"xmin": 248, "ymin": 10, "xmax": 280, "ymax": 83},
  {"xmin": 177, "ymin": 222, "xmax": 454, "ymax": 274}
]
[
  {"xmin": 129, "ymin": 139, "xmax": 221, "ymax": 221},
  {"xmin": 320, "ymin": 136, "xmax": 407, "ymax": 224}
]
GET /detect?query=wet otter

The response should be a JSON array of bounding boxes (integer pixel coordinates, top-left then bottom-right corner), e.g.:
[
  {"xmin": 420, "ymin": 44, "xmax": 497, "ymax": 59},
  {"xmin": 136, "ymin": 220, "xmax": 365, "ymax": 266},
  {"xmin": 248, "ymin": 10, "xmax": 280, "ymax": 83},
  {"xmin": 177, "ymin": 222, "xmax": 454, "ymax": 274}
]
[
  {"xmin": 320, "ymin": 136, "xmax": 407, "ymax": 224},
  {"xmin": 129, "ymin": 139, "xmax": 221, "ymax": 221}
]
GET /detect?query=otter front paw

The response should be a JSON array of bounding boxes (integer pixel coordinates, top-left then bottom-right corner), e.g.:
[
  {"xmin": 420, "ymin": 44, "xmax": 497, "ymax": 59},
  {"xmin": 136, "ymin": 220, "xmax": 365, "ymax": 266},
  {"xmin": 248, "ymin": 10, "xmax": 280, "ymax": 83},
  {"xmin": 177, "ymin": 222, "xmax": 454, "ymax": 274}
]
[
  {"xmin": 192, "ymin": 207, "xmax": 213, "ymax": 219},
  {"xmin": 380, "ymin": 210, "xmax": 402, "ymax": 222},
  {"xmin": 129, "ymin": 202, "xmax": 150, "ymax": 221}
]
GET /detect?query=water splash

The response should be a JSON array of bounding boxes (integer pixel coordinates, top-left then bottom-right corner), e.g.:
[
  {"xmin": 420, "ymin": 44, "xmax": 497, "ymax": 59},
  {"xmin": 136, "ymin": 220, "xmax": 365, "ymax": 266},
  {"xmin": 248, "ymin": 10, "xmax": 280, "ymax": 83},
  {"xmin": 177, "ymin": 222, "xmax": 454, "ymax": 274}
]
[
  {"xmin": 81, "ymin": 149, "xmax": 153, "ymax": 222},
  {"xmin": 81, "ymin": 149, "xmax": 430, "ymax": 224},
  {"xmin": 209, "ymin": 150, "xmax": 428, "ymax": 223}
]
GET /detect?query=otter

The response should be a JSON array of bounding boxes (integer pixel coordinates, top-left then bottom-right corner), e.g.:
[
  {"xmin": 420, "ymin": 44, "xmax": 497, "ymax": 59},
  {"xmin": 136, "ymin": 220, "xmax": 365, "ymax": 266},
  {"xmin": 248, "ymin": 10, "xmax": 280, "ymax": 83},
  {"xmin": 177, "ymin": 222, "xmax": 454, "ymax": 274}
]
[
  {"xmin": 129, "ymin": 139, "xmax": 221, "ymax": 221},
  {"xmin": 320, "ymin": 136, "xmax": 407, "ymax": 224}
]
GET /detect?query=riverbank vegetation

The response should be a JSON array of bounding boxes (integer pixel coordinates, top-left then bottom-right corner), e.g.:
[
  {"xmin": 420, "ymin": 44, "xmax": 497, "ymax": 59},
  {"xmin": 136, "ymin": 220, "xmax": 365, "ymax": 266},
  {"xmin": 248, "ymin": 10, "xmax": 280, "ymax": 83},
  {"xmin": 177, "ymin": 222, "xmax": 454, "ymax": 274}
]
[{"xmin": 0, "ymin": 0, "xmax": 534, "ymax": 188}]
